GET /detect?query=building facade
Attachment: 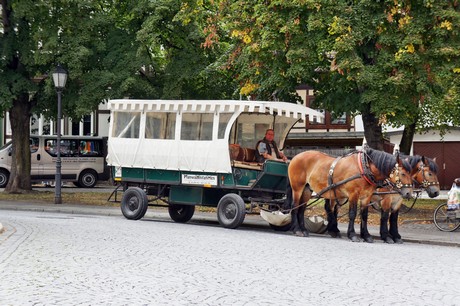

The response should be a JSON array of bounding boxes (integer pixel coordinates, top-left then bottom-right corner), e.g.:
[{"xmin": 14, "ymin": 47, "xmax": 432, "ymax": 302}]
[{"xmin": 2, "ymin": 103, "xmax": 110, "ymax": 144}]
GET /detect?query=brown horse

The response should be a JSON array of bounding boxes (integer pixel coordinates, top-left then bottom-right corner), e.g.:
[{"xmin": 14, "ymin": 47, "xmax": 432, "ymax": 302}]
[
  {"xmin": 375, "ymin": 155, "xmax": 439, "ymax": 244},
  {"xmin": 287, "ymin": 148, "xmax": 413, "ymax": 242}
]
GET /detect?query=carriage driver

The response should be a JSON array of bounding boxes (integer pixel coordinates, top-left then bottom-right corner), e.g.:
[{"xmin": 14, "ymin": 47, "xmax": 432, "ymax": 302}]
[
  {"xmin": 255, "ymin": 129, "xmax": 288, "ymax": 163},
  {"xmin": 447, "ymin": 178, "xmax": 460, "ymax": 210}
]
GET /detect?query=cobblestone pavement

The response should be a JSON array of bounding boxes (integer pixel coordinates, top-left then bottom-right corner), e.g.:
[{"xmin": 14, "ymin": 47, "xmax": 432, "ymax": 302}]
[{"xmin": 1, "ymin": 210, "xmax": 460, "ymax": 306}]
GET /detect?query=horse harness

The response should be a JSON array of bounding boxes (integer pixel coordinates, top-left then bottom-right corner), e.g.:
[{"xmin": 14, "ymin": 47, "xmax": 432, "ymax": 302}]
[
  {"xmin": 415, "ymin": 162, "xmax": 439, "ymax": 188},
  {"xmin": 289, "ymin": 151, "xmax": 410, "ymax": 212},
  {"xmin": 318, "ymin": 151, "xmax": 409, "ymax": 201}
]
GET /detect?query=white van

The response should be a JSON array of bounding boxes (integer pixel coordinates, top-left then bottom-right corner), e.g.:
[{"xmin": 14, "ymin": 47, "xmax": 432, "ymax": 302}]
[{"xmin": 0, "ymin": 136, "xmax": 109, "ymax": 188}]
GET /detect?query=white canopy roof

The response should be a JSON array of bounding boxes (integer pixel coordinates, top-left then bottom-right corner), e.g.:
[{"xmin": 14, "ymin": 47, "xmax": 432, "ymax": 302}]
[
  {"xmin": 108, "ymin": 99, "xmax": 324, "ymax": 120},
  {"xmin": 107, "ymin": 99, "xmax": 324, "ymax": 174}
]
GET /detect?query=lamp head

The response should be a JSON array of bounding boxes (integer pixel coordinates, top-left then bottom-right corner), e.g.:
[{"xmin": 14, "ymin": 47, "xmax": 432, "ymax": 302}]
[{"xmin": 52, "ymin": 64, "xmax": 68, "ymax": 89}]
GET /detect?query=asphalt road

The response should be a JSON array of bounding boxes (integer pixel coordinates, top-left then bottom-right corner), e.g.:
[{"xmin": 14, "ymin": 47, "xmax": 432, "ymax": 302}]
[{"xmin": 1, "ymin": 209, "xmax": 460, "ymax": 305}]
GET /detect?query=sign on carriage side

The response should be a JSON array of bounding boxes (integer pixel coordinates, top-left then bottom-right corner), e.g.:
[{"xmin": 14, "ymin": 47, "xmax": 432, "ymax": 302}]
[{"xmin": 181, "ymin": 174, "xmax": 218, "ymax": 186}]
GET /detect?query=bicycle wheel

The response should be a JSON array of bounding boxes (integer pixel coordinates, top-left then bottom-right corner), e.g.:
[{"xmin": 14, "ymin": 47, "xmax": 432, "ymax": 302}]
[{"xmin": 433, "ymin": 203, "xmax": 460, "ymax": 232}]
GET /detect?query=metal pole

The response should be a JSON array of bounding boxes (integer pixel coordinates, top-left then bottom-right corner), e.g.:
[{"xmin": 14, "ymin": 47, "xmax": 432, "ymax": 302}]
[{"xmin": 55, "ymin": 89, "xmax": 62, "ymax": 204}]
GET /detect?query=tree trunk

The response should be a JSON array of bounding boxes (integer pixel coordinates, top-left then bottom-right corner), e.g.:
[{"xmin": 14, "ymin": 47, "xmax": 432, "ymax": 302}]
[
  {"xmin": 399, "ymin": 122, "xmax": 416, "ymax": 155},
  {"xmin": 4, "ymin": 93, "xmax": 32, "ymax": 193},
  {"xmin": 361, "ymin": 104, "xmax": 384, "ymax": 151}
]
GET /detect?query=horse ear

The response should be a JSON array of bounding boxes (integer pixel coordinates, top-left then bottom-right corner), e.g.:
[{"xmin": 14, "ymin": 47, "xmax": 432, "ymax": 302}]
[
  {"xmin": 396, "ymin": 155, "xmax": 403, "ymax": 167},
  {"xmin": 421, "ymin": 156, "xmax": 427, "ymax": 164}
]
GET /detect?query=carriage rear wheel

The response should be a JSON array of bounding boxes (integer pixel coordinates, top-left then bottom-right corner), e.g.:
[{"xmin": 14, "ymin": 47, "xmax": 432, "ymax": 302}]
[
  {"xmin": 217, "ymin": 193, "xmax": 246, "ymax": 229},
  {"xmin": 169, "ymin": 204, "xmax": 195, "ymax": 223},
  {"xmin": 433, "ymin": 203, "xmax": 460, "ymax": 232},
  {"xmin": 121, "ymin": 187, "xmax": 148, "ymax": 220}
]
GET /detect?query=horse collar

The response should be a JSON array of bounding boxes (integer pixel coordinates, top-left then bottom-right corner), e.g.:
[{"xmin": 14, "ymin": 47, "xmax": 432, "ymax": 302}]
[{"xmin": 358, "ymin": 151, "xmax": 378, "ymax": 186}]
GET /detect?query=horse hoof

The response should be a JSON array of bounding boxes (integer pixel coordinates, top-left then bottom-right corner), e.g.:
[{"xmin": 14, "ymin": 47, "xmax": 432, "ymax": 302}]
[
  {"xmin": 383, "ymin": 237, "xmax": 394, "ymax": 244},
  {"xmin": 394, "ymin": 238, "xmax": 404, "ymax": 244},
  {"xmin": 349, "ymin": 236, "xmax": 361, "ymax": 242},
  {"xmin": 328, "ymin": 231, "xmax": 341, "ymax": 238},
  {"xmin": 302, "ymin": 230, "xmax": 310, "ymax": 237},
  {"xmin": 294, "ymin": 231, "xmax": 306, "ymax": 237},
  {"xmin": 363, "ymin": 236, "xmax": 374, "ymax": 243}
]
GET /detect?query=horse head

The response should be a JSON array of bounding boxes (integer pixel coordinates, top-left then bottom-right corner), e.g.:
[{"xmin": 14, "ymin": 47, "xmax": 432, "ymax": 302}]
[
  {"xmin": 390, "ymin": 153, "xmax": 414, "ymax": 199},
  {"xmin": 412, "ymin": 156, "xmax": 440, "ymax": 198}
]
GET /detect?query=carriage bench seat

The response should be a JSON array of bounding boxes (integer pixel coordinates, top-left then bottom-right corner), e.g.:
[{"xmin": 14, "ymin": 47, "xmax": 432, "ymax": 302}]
[
  {"xmin": 229, "ymin": 144, "xmax": 263, "ymax": 170},
  {"xmin": 232, "ymin": 160, "xmax": 263, "ymax": 170}
]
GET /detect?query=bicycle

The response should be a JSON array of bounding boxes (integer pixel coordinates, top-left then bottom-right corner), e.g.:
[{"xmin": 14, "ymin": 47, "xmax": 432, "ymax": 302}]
[{"xmin": 433, "ymin": 203, "xmax": 460, "ymax": 232}]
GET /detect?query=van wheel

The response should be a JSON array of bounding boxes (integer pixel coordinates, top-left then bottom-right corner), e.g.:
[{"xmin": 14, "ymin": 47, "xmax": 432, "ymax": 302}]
[
  {"xmin": 121, "ymin": 187, "xmax": 148, "ymax": 220},
  {"xmin": 217, "ymin": 193, "xmax": 246, "ymax": 229},
  {"xmin": 0, "ymin": 169, "xmax": 9, "ymax": 188},
  {"xmin": 169, "ymin": 204, "xmax": 195, "ymax": 223},
  {"xmin": 78, "ymin": 170, "xmax": 98, "ymax": 188}
]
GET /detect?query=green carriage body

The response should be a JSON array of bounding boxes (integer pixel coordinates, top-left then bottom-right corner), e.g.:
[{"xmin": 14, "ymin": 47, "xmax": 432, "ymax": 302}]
[{"xmin": 113, "ymin": 159, "xmax": 287, "ymax": 206}]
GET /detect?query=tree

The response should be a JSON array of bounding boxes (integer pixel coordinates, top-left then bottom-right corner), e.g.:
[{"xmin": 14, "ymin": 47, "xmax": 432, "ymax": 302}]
[
  {"xmin": 1, "ymin": 0, "xmax": 238, "ymax": 193},
  {"xmin": 0, "ymin": 0, "xmax": 155, "ymax": 193},
  {"xmin": 191, "ymin": 0, "xmax": 460, "ymax": 153},
  {"xmin": 134, "ymin": 0, "xmax": 238, "ymax": 100}
]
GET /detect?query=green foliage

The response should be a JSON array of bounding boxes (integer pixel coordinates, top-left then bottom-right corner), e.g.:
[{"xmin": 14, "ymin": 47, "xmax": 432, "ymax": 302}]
[
  {"xmin": 193, "ymin": 0, "xmax": 460, "ymax": 136},
  {"xmin": 1, "ymin": 0, "xmax": 237, "ymax": 122},
  {"xmin": 1, "ymin": 0, "xmax": 459, "ymax": 133},
  {"xmin": 1, "ymin": 0, "xmax": 239, "ymax": 191},
  {"xmin": 134, "ymin": 0, "xmax": 237, "ymax": 100}
]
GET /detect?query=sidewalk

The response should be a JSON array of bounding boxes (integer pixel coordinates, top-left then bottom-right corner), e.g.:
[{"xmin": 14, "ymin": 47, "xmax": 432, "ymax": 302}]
[{"xmin": 0, "ymin": 199, "xmax": 459, "ymax": 247}]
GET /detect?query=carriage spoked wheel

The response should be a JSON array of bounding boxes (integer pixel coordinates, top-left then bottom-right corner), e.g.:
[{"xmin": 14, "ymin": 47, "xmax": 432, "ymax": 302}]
[
  {"xmin": 121, "ymin": 187, "xmax": 149, "ymax": 220},
  {"xmin": 433, "ymin": 203, "xmax": 460, "ymax": 232},
  {"xmin": 169, "ymin": 204, "xmax": 195, "ymax": 223},
  {"xmin": 217, "ymin": 193, "xmax": 246, "ymax": 229}
]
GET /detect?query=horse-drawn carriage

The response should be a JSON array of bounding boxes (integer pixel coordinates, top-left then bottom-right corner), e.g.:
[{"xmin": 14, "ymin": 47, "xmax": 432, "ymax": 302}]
[
  {"xmin": 106, "ymin": 99, "xmax": 324, "ymax": 229},
  {"xmin": 107, "ymin": 99, "xmax": 441, "ymax": 242}
]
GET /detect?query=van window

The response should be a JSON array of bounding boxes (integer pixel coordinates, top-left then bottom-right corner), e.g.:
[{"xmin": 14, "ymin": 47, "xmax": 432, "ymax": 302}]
[
  {"xmin": 44, "ymin": 139, "xmax": 103, "ymax": 157},
  {"xmin": 45, "ymin": 139, "xmax": 78, "ymax": 157},
  {"xmin": 30, "ymin": 137, "xmax": 39, "ymax": 153},
  {"xmin": 0, "ymin": 141, "xmax": 12, "ymax": 151},
  {"xmin": 79, "ymin": 140, "xmax": 102, "ymax": 156}
]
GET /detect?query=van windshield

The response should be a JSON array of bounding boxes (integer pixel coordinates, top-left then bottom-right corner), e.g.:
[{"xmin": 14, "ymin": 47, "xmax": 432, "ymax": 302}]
[{"xmin": 0, "ymin": 141, "xmax": 12, "ymax": 151}]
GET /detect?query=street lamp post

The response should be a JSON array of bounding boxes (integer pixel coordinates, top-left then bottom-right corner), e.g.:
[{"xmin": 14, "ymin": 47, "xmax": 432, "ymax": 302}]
[{"xmin": 52, "ymin": 64, "xmax": 68, "ymax": 204}]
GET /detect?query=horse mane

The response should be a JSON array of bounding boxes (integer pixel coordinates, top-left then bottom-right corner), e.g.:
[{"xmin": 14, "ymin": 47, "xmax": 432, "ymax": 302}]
[
  {"xmin": 402, "ymin": 154, "xmax": 422, "ymax": 170},
  {"xmin": 423, "ymin": 156, "xmax": 438, "ymax": 173},
  {"xmin": 365, "ymin": 148, "xmax": 410, "ymax": 175},
  {"xmin": 402, "ymin": 154, "xmax": 438, "ymax": 174}
]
